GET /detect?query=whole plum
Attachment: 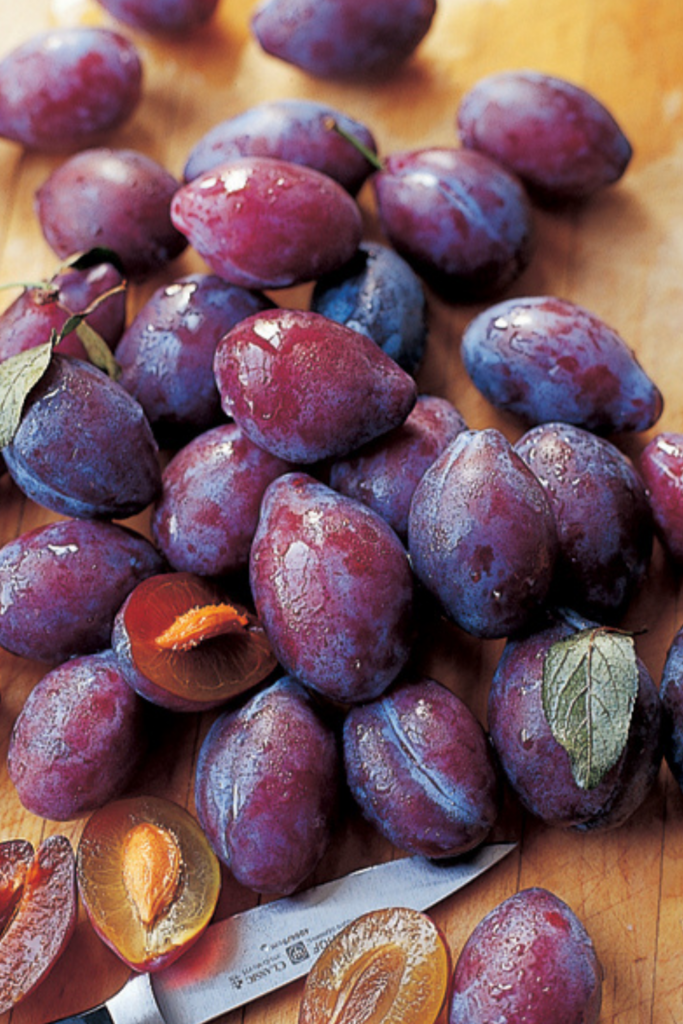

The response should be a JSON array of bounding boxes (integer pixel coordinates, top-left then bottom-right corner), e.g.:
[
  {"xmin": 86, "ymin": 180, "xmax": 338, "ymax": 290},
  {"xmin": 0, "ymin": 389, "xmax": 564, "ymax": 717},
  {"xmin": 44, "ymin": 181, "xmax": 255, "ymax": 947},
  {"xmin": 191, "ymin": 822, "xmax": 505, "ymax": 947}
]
[
  {"xmin": 115, "ymin": 274, "xmax": 273, "ymax": 440},
  {"xmin": 2, "ymin": 354, "xmax": 161, "ymax": 520},
  {"xmin": 7, "ymin": 650, "xmax": 147, "ymax": 820},
  {"xmin": 250, "ymin": 473, "xmax": 414, "ymax": 704},
  {"xmin": 639, "ymin": 432, "xmax": 683, "ymax": 564},
  {"xmin": 0, "ymin": 262, "xmax": 126, "ymax": 364},
  {"xmin": 183, "ymin": 99, "xmax": 378, "ymax": 194},
  {"xmin": 0, "ymin": 27, "xmax": 141, "ymax": 152},
  {"xmin": 408, "ymin": 428, "xmax": 558, "ymax": 639},
  {"xmin": 372, "ymin": 147, "xmax": 535, "ymax": 300},
  {"xmin": 329, "ymin": 394, "xmax": 467, "ymax": 541},
  {"xmin": 213, "ymin": 308, "xmax": 417, "ymax": 463},
  {"xmin": 658, "ymin": 627, "xmax": 683, "ymax": 790},
  {"xmin": 151, "ymin": 423, "xmax": 293, "ymax": 576},
  {"xmin": 516, "ymin": 422, "xmax": 653, "ymax": 621},
  {"xmin": 461, "ymin": 295, "xmax": 663, "ymax": 433},
  {"xmin": 250, "ymin": 0, "xmax": 436, "ymax": 79},
  {"xmin": 194, "ymin": 675, "xmax": 341, "ymax": 894},
  {"xmin": 311, "ymin": 241, "xmax": 428, "ymax": 374},
  {"xmin": 94, "ymin": 0, "xmax": 219, "ymax": 33},
  {"xmin": 488, "ymin": 618, "xmax": 663, "ymax": 831},
  {"xmin": 457, "ymin": 69, "xmax": 632, "ymax": 202},
  {"xmin": 344, "ymin": 676, "xmax": 501, "ymax": 858},
  {"xmin": 171, "ymin": 157, "xmax": 362, "ymax": 290},
  {"xmin": 449, "ymin": 887, "xmax": 602, "ymax": 1024},
  {"xmin": 35, "ymin": 148, "xmax": 188, "ymax": 280},
  {"xmin": 0, "ymin": 519, "xmax": 165, "ymax": 663}
]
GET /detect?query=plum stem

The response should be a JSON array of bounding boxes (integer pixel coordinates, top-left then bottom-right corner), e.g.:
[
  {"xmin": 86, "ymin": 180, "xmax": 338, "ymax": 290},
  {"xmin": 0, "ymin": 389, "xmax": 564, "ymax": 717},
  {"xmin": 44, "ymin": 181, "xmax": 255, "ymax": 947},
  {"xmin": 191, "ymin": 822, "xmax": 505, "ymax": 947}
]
[
  {"xmin": 324, "ymin": 117, "xmax": 384, "ymax": 171},
  {"xmin": 154, "ymin": 603, "xmax": 250, "ymax": 651}
]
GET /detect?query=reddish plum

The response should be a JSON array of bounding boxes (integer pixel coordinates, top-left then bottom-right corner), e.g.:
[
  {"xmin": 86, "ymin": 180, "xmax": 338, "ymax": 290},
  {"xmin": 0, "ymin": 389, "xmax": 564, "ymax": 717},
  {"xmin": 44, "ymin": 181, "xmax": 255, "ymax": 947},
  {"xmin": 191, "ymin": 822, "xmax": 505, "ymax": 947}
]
[
  {"xmin": 2, "ymin": 354, "xmax": 161, "ymax": 520},
  {"xmin": 250, "ymin": 473, "xmax": 414, "ymax": 703},
  {"xmin": 516, "ymin": 422, "xmax": 653, "ymax": 621},
  {"xmin": 7, "ymin": 650, "xmax": 147, "ymax": 820},
  {"xmin": 329, "ymin": 394, "xmax": 467, "ymax": 541},
  {"xmin": 0, "ymin": 519, "xmax": 165, "ymax": 663},
  {"xmin": 36, "ymin": 148, "xmax": 188, "ymax": 280},
  {"xmin": 449, "ymin": 887, "xmax": 602, "ymax": 1024},
  {"xmin": 344, "ymin": 677, "xmax": 501, "ymax": 858},
  {"xmin": 194, "ymin": 675, "xmax": 341, "ymax": 894},
  {"xmin": 251, "ymin": 0, "xmax": 436, "ymax": 79},
  {"xmin": 408, "ymin": 429, "xmax": 558, "ymax": 639},
  {"xmin": 372, "ymin": 147, "xmax": 535, "ymax": 300},
  {"xmin": 458, "ymin": 70, "xmax": 632, "ymax": 202},
  {"xmin": 151, "ymin": 423, "xmax": 293, "ymax": 576},
  {"xmin": 213, "ymin": 308, "xmax": 417, "ymax": 463},
  {"xmin": 0, "ymin": 27, "xmax": 141, "ymax": 151},
  {"xmin": 171, "ymin": 157, "xmax": 362, "ymax": 289},
  {"xmin": 461, "ymin": 295, "xmax": 663, "ymax": 433},
  {"xmin": 183, "ymin": 99, "xmax": 378, "ymax": 194},
  {"xmin": 115, "ymin": 274, "xmax": 273, "ymax": 439},
  {"xmin": 639, "ymin": 432, "xmax": 683, "ymax": 564}
]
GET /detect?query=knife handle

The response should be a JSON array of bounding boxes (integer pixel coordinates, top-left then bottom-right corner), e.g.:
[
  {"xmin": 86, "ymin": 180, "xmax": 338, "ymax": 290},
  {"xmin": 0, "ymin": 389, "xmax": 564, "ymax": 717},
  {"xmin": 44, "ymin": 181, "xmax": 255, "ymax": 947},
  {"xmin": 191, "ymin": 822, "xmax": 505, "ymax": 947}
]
[{"xmin": 53, "ymin": 1005, "xmax": 113, "ymax": 1024}]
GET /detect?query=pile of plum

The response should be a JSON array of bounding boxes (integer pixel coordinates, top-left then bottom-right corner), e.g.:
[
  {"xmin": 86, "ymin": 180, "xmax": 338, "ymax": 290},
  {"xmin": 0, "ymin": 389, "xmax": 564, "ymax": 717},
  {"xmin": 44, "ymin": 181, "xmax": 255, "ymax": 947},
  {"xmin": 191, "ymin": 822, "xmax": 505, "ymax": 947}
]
[{"xmin": 2, "ymin": 2, "xmax": 683, "ymax": 1021}]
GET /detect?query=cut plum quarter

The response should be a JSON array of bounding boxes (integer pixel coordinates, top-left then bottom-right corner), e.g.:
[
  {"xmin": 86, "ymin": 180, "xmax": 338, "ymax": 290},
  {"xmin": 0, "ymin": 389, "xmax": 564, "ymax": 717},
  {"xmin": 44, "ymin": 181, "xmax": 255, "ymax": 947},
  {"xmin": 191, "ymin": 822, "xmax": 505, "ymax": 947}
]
[
  {"xmin": 0, "ymin": 836, "xmax": 77, "ymax": 1014},
  {"xmin": 77, "ymin": 795, "xmax": 221, "ymax": 972},
  {"xmin": 112, "ymin": 572, "xmax": 277, "ymax": 711},
  {"xmin": 298, "ymin": 906, "xmax": 450, "ymax": 1024}
]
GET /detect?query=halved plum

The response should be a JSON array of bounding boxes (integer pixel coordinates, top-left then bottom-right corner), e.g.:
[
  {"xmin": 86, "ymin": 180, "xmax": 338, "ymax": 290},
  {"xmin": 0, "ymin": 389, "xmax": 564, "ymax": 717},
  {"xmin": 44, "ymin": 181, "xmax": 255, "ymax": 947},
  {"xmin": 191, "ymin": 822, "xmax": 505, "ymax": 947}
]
[
  {"xmin": 77, "ymin": 795, "xmax": 221, "ymax": 972},
  {"xmin": 112, "ymin": 572, "xmax": 277, "ymax": 711},
  {"xmin": 0, "ymin": 836, "xmax": 77, "ymax": 1014}
]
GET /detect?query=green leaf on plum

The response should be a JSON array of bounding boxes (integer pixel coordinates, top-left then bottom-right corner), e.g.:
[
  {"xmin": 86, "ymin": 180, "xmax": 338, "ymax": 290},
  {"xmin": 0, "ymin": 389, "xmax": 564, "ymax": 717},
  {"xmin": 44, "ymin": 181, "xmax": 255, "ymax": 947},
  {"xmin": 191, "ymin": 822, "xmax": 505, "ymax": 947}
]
[
  {"xmin": 542, "ymin": 626, "xmax": 638, "ymax": 790},
  {"xmin": 0, "ymin": 337, "xmax": 55, "ymax": 448}
]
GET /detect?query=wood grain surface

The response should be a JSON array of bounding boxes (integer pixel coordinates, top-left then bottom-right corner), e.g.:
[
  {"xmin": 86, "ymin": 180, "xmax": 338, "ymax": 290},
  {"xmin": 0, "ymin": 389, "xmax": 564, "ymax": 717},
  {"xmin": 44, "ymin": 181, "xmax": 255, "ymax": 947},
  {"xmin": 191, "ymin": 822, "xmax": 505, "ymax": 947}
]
[{"xmin": 1, "ymin": 1, "xmax": 683, "ymax": 1022}]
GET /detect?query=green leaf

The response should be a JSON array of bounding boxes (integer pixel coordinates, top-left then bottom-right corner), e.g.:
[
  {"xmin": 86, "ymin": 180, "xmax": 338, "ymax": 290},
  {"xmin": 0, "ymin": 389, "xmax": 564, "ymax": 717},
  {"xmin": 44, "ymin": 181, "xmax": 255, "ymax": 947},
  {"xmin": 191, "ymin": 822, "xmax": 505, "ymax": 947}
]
[
  {"xmin": 73, "ymin": 320, "xmax": 121, "ymax": 381},
  {"xmin": 0, "ymin": 338, "xmax": 55, "ymax": 448},
  {"xmin": 542, "ymin": 626, "xmax": 639, "ymax": 790}
]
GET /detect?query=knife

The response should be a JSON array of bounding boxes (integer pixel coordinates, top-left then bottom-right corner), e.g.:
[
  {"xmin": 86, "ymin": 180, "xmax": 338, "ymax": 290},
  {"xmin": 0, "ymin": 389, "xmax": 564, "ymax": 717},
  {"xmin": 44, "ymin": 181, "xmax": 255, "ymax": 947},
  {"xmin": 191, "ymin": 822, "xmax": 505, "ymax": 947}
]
[{"xmin": 56, "ymin": 842, "xmax": 515, "ymax": 1024}]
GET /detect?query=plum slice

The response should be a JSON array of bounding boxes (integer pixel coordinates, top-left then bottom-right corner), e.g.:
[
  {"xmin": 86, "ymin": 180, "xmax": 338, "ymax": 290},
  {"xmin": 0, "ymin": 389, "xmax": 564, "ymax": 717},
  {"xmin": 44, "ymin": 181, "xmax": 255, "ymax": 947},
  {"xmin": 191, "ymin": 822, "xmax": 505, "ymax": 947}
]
[
  {"xmin": 0, "ymin": 836, "xmax": 77, "ymax": 1014},
  {"xmin": 112, "ymin": 572, "xmax": 277, "ymax": 711},
  {"xmin": 77, "ymin": 795, "xmax": 221, "ymax": 972}
]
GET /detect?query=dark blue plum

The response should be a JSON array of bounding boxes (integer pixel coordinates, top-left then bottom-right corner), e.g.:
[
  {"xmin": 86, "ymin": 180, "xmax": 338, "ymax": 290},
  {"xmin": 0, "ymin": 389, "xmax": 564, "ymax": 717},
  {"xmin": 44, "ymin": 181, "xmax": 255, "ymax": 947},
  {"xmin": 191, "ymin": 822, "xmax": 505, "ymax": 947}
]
[
  {"xmin": 311, "ymin": 242, "xmax": 428, "ymax": 374},
  {"xmin": 0, "ymin": 27, "xmax": 141, "ymax": 152},
  {"xmin": 461, "ymin": 295, "xmax": 663, "ymax": 433},
  {"xmin": 94, "ymin": 0, "xmax": 219, "ymax": 33},
  {"xmin": 195, "ymin": 675, "xmax": 341, "ymax": 894},
  {"xmin": 250, "ymin": 473, "xmax": 414, "ymax": 704},
  {"xmin": 151, "ymin": 423, "xmax": 293, "ymax": 576},
  {"xmin": 36, "ymin": 149, "xmax": 188, "ymax": 281},
  {"xmin": 343, "ymin": 676, "xmax": 501, "ymax": 858},
  {"xmin": 457, "ymin": 70, "xmax": 632, "ymax": 203},
  {"xmin": 184, "ymin": 99, "xmax": 378, "ymax": 194},
  {"xmin": 408, "ymin": 428, "xmax": 558, "ymax": 639},
  {"xmin": 329, "ymin": 394, "xmax": 466, "ymax": 541},
  {"xmin": 3, "ymin": 354, "xmax": 161, "ymax": 520},
  {"xmin": 372, "ymin": 147, "xmax": 535, "ymax": 301},
  {"xmin": 0, "ymin": 519, "xmax": 165, "ymax": 663},
  {"xmin": 516, "ymin": 422, "xmax": 653, "ymax": 621},
  {"xmin": 659, "ymin": 628, "xmax": 683, "ymax": 790},
  {"xmin": 251, "ymin": 0, "xmax": 436, "ymax": 79},
  {"xmin": 115, "ymin": 274, "xmax": 273, "ymax": 440},
  {"xmin": 488, "ymin": 619, "xmax": 663, "ymax": 831}
]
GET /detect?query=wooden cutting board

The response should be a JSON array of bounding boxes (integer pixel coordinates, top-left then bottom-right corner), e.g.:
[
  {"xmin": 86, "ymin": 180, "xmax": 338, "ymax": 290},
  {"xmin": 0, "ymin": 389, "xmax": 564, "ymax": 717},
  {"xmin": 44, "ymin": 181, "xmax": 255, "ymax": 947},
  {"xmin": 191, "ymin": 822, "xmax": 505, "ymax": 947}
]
[{"xmin": 1, "ymin": 0, "xmax": 683, "ymax": 1021}]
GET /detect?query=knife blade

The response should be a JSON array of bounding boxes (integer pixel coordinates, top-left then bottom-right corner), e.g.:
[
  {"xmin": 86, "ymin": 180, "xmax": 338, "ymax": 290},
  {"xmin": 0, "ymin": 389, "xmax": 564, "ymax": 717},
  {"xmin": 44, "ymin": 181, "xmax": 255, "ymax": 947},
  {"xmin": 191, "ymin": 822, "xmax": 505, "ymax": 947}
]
[{"xmin": 56, "ymin": 842, "xmax": 515, "ymax": 1024}]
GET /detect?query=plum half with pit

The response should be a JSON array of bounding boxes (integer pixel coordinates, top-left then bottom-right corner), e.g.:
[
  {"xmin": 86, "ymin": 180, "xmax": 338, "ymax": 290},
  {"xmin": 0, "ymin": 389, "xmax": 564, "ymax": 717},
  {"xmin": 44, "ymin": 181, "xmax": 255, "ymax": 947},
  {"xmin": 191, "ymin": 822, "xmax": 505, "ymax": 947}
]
[
  {"xmin": 195, "ymin": 675, "xmax": 341, "ymax": 895},
  {"xmin": 0, "ymin": 836, "xmax": 77, "ymax": 1014},
  {"xmin": 343, "ymin": 677, "xmax": 501, "ymax": 858},
  {"xmin": 213, "ymin": 308, "xmax": 417, "ymax": 463},
  {"xmin": 0, "ymin": 518, "xmax": 165, "ymax": 663},
  {"xmin": 112, "ymin": 571, "xmax": 277, "ymax": 712},
  {"xmin": 449, "ymin": 887, "xmax": 602, "ymax": 1024},
  {"xmin": 7, "ymin": 650, "xmax": 147, "ymax": 821},
  {"xmin": 408, "ymin": 428, "xmax": 558, "ymax": 639},
  {"xmin": 250, "ymin": 473, "xmax": 414, "ymax": 704},
  {"xmin": 77, "ymin": 795, "xmax": 221, "ymax": 972}
]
